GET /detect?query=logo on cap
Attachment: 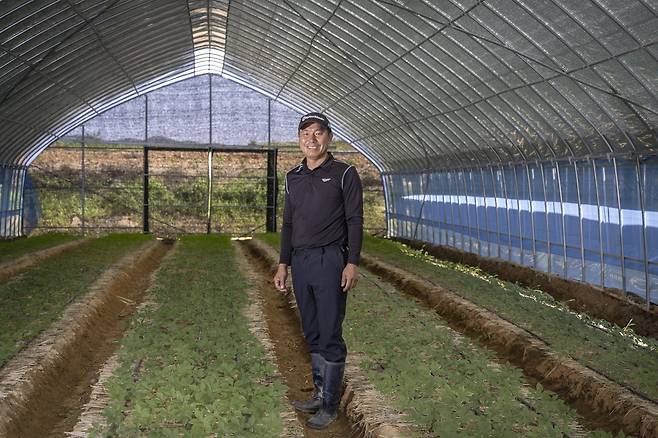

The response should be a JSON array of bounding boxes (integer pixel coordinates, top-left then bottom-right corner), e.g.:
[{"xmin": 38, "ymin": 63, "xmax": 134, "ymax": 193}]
[{"xmin": 299, "ymin": 112, "xmax": 331, "ymax": 131}]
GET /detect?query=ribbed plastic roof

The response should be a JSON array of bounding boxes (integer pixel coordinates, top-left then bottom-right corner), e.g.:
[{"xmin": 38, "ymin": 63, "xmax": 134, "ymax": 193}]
[{"xmin": 1, "ymin": 0, "xmax": 656, "ymax": 171}]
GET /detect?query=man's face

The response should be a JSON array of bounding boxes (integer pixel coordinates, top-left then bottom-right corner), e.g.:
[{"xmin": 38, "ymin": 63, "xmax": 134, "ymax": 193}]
[{"xmin": 299, "ymin": 122, "xmax": 332, "ymax": 161}]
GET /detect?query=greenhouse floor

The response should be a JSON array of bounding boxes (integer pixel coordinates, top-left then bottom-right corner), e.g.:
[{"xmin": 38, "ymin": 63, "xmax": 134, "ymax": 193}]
[{"xmin": 0, "ymin": 234, "xmax": 656, "ymax": 437}]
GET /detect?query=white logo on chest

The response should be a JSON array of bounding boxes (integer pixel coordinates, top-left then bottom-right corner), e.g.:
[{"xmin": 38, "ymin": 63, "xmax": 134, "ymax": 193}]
[{"xmin": 321, "ymin": 178, "xmax": 332, "ymax": 182}]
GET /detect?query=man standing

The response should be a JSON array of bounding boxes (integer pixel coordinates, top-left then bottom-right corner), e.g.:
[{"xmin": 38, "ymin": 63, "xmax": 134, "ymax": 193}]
[{"xmin": 273, "ymin": 112, "xmax": 363, "ymax": 430}]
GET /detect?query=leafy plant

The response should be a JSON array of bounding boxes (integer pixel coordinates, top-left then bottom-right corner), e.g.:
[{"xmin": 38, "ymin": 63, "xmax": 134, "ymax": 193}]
[
  {"xmin": 0, "ymin": 234, "xmax": 152, "ymax": 367},
  {"xmin": 96, "ymin": 236, "xmax": 286, "ymax": 436}
]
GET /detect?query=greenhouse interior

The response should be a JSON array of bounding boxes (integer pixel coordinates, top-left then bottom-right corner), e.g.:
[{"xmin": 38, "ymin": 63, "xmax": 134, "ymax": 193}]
[{"xmin": 1, "ymin": 1, "xmax": 657, "ymax": 437}]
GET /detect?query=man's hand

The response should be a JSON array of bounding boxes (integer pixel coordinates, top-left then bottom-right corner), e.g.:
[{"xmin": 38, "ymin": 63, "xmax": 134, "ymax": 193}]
[
  {"xmin": 341, "ymin": 263, "xmax": 359, "ymax": 292},
  {"xmin": 273, "ymin": 264, "xmax": 288, "ymax": 291}
]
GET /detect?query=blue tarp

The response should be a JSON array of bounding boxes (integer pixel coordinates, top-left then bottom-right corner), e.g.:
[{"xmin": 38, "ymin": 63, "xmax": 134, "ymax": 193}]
[{"xmin": 385, "ymin": 157, "xmax": 658, "ymax": 305}]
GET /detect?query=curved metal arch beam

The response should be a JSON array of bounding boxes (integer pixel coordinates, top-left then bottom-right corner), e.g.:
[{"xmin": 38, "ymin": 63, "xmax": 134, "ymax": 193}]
[
  {"xmin": 404, "ymin": 35, "xmax": 540, "ymax": 160},
  {"xmin": 376, "ymin": 0, "xmax": 658, "ymax": 117},
  {"xmin": 0, "ymin": 0, "xmax": 122, "ymax": 106},
  {"xmin": 320, "ymin": 0, "xmax": 487, "ymax": 113},
  {"xmin": 371, "ymin": 0, "xmax": 658, "ymax": 159},
  {"xmin": 279, "ymin": 0, "xmax": 467, "ymax": 170},
  {"xmin": 482, "ymin": 1, "xmax": 651, "ymax": 154}
]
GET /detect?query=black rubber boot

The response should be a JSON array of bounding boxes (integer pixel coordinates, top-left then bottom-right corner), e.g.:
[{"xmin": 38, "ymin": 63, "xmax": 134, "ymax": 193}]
[
  {"xmin": 293, "ymin": 353, "xmax": 325, "ymax": 413},
  {"xmin": 306, "ymin": 360, "xmax": 345, "ymax": 430}
]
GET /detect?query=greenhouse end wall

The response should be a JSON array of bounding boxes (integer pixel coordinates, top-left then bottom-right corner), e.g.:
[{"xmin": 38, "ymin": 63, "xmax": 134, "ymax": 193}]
[
  {"xmin": 384, "ymin": 156, "xmax": 658, "ymax": 305},
  {"xmin": 0, "ymin": 166, "xmax": 26, "ymax": 238}
]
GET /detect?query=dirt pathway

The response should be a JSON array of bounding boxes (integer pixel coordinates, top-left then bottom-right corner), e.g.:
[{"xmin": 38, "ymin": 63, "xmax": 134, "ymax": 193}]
[
  {"xmin": 0, "ymin": 240, "xmax": 172, "ymax": 437},
  {"xmin": 235, "ymin": 242, "xmax": 356, "ymax": 437}
]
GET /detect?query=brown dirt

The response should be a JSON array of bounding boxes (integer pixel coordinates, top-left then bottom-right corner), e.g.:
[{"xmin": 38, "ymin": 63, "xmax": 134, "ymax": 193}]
[
  {"xmin": 239, "ymin": 240, "xmax": 356, "ymax": 438},
  {"xmin": 0, "ymin": 239, "xmax": 89, "ymax": 283},
  {"xmin": 0, "ymin": 240, "xmax": 172, "ymax": 437},
  {"xmin": 242, "ymin": 239, "xmax": 421, "ymax": 438},
  {"xmin": 360, "ymin": 252, "xmax": 658, "ymax": 438},
  {"xmin": 397, "ymin": 238, "xmax": 658, "ymax": 339}
]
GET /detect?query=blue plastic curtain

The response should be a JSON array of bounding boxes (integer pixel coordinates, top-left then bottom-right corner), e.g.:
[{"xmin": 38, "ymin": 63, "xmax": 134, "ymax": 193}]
[{"xmin": 385, "ymin": 156, "xmax": 658, "ymax": 305}]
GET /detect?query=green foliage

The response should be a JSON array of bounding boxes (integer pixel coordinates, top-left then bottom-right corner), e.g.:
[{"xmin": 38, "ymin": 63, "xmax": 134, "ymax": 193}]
[
  {"xmin": 96, "ymin": 236, "xmax": 286, "ymax": 436},
  {"xmin": 256, "ymin": 234, "xmax": 617, "ymax": 436},
  {"xmin": 344, "ymin": 284, "xmax": 589, "ymax": 436},
  {"xmin": 362, "ymin": 235, "xmax": 658, "ymax": 402},
  {"xmin": 0, "ymin": 234, "xmax": 152, "ymax": 367},
  {"xmin": 0, "ymin": 233, "xmax": 80, "ymax": 264}
]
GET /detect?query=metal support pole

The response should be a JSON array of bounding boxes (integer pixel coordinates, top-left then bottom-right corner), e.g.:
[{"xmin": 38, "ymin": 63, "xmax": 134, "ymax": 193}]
[
  {"xmin": 526, "ymin": 163, "xmax": 537, "ymax": 269},
  {"xmin": 539, "ymin": 162, "xmax": 551, "ymax": 274},
  {"xmin": 208, "ymin": 74, "xmax": 213, "ymax": 234},
  {"xmin": 612, "ymin": 157, "xmax": 626, "ymax": 292},
  {"xmin": 489, "ymin": 166, "xmax": 501, "ymax": 259},
  {"xmin": 555, "ymin": 161, "xmax": 568, "ymax": 276},
  {"xmin": 143, "ymin": 147, "xmax": 149, "ymax": 233},
  {"xmin": 449, "ymin": 171, "xmax": 459, "ymax": 248},
  {"xmin": 460, "ymin": 169, "xmax": 473, "ymax": 253},
  {"xmin": 480, "ymin": 167, "xmax": 491, "ymax": 257},
  {"xmin": 591, "ymin": 158, "xmax": 605, "ymax": 287},
  {"xmin": 500, "ymin": 164, "xmax": 513, "ymax": 262},
  {"xmin": 266, "ymin": 149, "xmax": 278, "ymax": 232},
  {"xmin": 573, "ymin": 160, "xmax": 586, "ymax": 282},
  {"xmin": 512, "ymin": 164, "xmax": 523, "ymax": 265},
  {"xmin": 81, "ymin": 124, "xmax": 86, "ymax": 236},
  {"xmin": 472, "ymin": 170, "xmax": 482, "ymax": 256},
  {"xmin": 207, "ymin": 149, "xmax": 213, "ymax": 234},
  {"xmin": 635, "ymin": 157, "xmax": 650, "ymax": 310},
  {"xmin": 143, "ymin": 93, "xmax": 149, "ymax": 234}
]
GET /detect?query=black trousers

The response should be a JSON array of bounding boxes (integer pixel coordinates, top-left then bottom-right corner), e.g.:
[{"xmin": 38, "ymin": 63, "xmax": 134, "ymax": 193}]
[{"xmin": 291, "ymin": 245, "xmax": 348, "ymax": 363}]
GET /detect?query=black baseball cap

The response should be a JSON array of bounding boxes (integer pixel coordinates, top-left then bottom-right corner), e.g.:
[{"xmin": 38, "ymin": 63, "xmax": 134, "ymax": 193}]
[{"xmin": 298, "ymin": 112, "xmax": 331, "ymax": 132}]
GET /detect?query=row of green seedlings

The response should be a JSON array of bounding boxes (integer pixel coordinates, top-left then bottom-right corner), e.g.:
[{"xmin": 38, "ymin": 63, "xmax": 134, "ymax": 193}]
[
  {"xmin": 92, "ymin": 236, "xmax": 289, "ymax": 437},
  {"xmin": 258, "ymin": 233, "xmax": 622, "ymax": 437},
  {"xmin": 0, "ymin": 234, "xmax": 152, "ymax": 367},
  {"xmin": 361, "ymin": 235, "xmax": 658, "ymax": 404},
  {"xmin": 0, "ymin": 233, "xmax": 80, "ymax": 265}
]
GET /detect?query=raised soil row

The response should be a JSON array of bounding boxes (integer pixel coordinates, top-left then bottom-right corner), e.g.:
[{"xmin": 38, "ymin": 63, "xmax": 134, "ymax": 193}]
[
  {"xmin": 359, "ymin": 251, "xmax": 658, "ymax": 437},
  {"xmin": 0, "ymin": 240, "xmax": 171, "ymax": 437}
]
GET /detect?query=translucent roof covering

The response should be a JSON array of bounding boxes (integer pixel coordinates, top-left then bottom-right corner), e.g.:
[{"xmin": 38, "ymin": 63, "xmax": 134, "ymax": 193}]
[{"xmin": 0, "ymin": 0, "xmax": 656, "ymax": 170}]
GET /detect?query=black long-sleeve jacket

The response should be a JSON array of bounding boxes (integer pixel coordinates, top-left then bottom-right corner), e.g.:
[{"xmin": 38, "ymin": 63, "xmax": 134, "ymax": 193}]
[{"xmin": 279, "ymin": 152, "xmax": 363, "ymax": 265}]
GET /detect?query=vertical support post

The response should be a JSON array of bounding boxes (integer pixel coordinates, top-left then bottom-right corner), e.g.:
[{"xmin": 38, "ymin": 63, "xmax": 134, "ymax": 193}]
[
  {"xmin": 591, "ymin": 158, "xmax": 605, "ymax": 287},
  {"xmin": 499, "ymin": 164, "xmax": 513, "ymax": 261},
  {"xmin": 80, "ymin": 125, "xmax": 86, "ymax": 236},
  {"xmin": 472, "ymin": 170, "xmax": 482, "ymax": 256},
  {"xmin": 480, "ymin": 167, "xmax": 491, "ymax": 257},
  {"xmin": 447, "ymin": 171, "xmax": 455, "ymax": 247},
  {"xmin": 554, "ymin": 162, "xmax": 568, "ymax": 276},
  {"xmin": 526, "ymin": 163, "xmax": 537, "ymax": 268},
  {"xmin": 207, "ymin": 149, "xmax": 213, "ymax": 234},
  {"xmin": 489, "ymin": 166, "xmax": 501, "ymax": 259},
  {"xmin": 573, "ymin": 160, "xmax": 586, "ymax": 282},
  {"xmin": 512, "ymin": 164, "xmax": 523, "ymax": 265},
  {"xmin": 460, "ymin": 168, "xmax": 472, "ymax": 253},
  {"xmin": 19, "ymin": 167, "xmax": 25, "ymax": 236},
  {"xmin": 539, "ymin": 162, "xmax": 551, "ymax": 274},
  {"xmin": 635, "ymin": 156, "xmax": 650, "ymax": 310},
  {"xmin": 612, "ymin": 157, "xmax": 626, "ymax": 292},
  {"xmin": 266, "ymin": 149, "xmax": 278, "ymax": 232},
  {"xmin": 143, "ymin": 93, "xmax": 149, "ymax": 234}
]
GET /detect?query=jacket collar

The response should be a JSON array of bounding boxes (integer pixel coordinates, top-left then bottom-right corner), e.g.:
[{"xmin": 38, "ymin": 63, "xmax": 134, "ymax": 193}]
[{"xmin": 296, "ymin": 152, "xmax": 334, "ymax": 173}]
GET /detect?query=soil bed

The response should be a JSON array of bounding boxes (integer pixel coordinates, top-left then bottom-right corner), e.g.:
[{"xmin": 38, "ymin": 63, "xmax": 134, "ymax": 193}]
[
  {"xmin": 396, "ymin": 238, "xmax": 658, "ymax": 339},
  {"xmin": 238, "ymin": 240, "xmax": 356, "ymax": 437},
  {"xmin": 0, "ymin": 240, "xmax": 171, "ymax": 437},
  {"xmin": 0, "ymin": 238, "xmax": 88, "ymax": 283},
  {"xmin": 360, "ymin": 252, "xmax": 658, "ymax": 437}
]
